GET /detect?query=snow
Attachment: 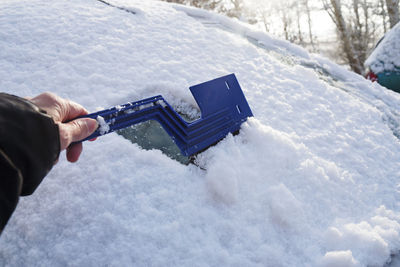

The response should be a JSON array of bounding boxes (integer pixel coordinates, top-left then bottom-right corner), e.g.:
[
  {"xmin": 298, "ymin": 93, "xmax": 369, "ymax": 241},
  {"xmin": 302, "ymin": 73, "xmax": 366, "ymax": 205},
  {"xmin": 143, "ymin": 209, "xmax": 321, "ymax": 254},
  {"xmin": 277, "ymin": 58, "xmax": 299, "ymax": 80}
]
[
  {"xmin": 96, "ymin": 115, "xmax": 110, "ymax": 135},
  {"xmin": 365, "ymin": 22, "xmax": 400, "ymax": 73},
  {"xmin": 319, "ymin": 250, "xmax": 359, "ymax": 267},
  {"xmin": 1, "ymin": 0, "xmax": 400, "ymax": 266},
  {"xmin": 138, "ymin": 102, "xmax": 154, "ymax": 110},
  {"xmin": 156, "ymin": 100, "xmax": 167, "ymax": 108}
]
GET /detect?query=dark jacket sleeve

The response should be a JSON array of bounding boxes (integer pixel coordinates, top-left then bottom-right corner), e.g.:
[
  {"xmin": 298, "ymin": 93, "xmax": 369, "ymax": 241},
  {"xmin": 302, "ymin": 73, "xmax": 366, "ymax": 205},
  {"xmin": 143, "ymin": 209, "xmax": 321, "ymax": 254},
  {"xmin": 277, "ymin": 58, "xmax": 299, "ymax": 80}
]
[{"xmin": 0, "ymin": 93, "xmax": 60, "ymax": 234}]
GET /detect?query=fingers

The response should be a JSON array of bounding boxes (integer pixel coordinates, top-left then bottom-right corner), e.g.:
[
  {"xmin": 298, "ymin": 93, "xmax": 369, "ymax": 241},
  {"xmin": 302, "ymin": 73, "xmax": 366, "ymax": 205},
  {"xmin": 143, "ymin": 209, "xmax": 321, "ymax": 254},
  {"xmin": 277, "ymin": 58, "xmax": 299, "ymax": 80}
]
[
  {"xmin": 66, "ymin": 143, "xmax": 83, "ymax": 163},
  {"xmin": 58, "ymin": 118, "xmax": 98, "ymax": 163},
  {"xmin": 31, "ymin": 92, "xmax": 98, "ymax": 163},
  {"xmin": 58, "ymin": 118, "xmax": 98, "ymax": 151}
]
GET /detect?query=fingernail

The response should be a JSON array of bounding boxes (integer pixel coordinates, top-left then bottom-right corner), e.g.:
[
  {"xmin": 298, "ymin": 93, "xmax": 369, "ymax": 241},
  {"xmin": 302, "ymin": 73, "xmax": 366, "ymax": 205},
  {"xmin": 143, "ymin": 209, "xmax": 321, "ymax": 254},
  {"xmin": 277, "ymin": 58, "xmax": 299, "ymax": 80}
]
[{"xmin": 85, "ymin": 118, "xmax": 98, "ymax": 133}]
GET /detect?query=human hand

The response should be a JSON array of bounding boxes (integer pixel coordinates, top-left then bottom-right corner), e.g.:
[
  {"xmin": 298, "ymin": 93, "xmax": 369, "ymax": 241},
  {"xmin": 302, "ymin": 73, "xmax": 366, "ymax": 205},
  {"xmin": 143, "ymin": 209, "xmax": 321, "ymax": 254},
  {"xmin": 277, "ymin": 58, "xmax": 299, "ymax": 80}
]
[{"xmin": 29, "ymin": 92, "xmax": 98, "ymax": 163}]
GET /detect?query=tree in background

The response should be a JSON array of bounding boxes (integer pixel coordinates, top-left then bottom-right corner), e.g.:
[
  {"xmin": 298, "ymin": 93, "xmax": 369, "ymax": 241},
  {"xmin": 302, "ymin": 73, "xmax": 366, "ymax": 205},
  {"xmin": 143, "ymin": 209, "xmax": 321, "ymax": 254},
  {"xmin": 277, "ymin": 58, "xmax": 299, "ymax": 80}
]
[
  {"xmin": 160, "ymin": 0, "xmax": 399, "ymax": 75},
  {"xmin": 323, "ymin": 0, "xmax": 364, "ymax": 74},
  {"xmin": 303, "ymin": 0, "xmax": 316, "ymax": 51},
  {"xmin": 244, "ymin": 0, "xmax": 313, "ymax": 46},
  {"xmin": 378, "ymin": 0, "xmax": 389, "ymax": 32},
  {"xmin": 322, "ymin": 0, "xmax": 398, "ymax": 74},
  {"xmin": 386, "ymin": 0, "xmax": 400, "ymax": 27},
  {"xmin": 222, "ymin": 0, "xmax": 245, "ymax": 19}
]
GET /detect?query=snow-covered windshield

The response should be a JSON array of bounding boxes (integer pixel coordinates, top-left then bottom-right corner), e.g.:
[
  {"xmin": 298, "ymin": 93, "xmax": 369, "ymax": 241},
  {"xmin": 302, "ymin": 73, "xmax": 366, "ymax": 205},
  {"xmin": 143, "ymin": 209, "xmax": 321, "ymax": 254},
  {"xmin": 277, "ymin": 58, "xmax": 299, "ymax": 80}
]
[{"xmin": 2, "ymin": 1, "xmax": 400, "ymax": 266}]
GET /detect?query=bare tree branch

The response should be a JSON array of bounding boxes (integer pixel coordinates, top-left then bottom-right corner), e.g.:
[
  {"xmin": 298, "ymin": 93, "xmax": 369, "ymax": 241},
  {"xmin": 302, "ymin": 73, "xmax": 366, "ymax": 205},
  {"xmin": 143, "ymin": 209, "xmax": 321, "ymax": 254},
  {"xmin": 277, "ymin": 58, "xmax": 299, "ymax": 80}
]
[{"xmin": 386, "ymin": 0, "xmax": 400, "ymax": 28}]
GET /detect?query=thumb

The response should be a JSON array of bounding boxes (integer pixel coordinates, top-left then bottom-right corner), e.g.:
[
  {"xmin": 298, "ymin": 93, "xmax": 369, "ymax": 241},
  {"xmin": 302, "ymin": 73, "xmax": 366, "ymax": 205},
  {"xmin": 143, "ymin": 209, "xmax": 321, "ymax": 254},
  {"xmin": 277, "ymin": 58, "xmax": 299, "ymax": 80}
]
[{"xmin": 59, "ymin": 118, "xmax": 98, "ymax": 150}]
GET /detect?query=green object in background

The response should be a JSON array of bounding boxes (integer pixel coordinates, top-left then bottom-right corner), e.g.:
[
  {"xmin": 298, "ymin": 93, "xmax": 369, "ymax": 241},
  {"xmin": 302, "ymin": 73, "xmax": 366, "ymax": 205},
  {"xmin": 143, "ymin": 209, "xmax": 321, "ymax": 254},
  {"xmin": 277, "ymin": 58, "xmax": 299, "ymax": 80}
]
[{"xmin": 377, "ymin": 70, "xmax": 400, "ymax": 93}]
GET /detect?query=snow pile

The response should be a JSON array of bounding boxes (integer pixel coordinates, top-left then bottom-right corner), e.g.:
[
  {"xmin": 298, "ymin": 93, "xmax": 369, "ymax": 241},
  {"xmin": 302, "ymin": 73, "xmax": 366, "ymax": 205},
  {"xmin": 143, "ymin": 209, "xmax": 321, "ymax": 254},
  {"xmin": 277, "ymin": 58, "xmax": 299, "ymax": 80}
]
[
  {"xmin": 1, "ymin": 0, "xmax": 400, "ymax": 266},
  {"xmin": 365, "ymin": 22, "xmax": 400, "ymax": 73}
]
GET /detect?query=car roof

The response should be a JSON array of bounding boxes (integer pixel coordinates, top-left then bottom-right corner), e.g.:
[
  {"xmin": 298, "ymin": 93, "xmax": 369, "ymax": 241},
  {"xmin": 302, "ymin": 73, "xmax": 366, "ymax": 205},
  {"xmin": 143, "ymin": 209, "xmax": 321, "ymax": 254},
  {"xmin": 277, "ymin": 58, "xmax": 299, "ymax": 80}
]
[{"xmin": 365, "ymin": 21, "xmax": 400, "ymax": 73}]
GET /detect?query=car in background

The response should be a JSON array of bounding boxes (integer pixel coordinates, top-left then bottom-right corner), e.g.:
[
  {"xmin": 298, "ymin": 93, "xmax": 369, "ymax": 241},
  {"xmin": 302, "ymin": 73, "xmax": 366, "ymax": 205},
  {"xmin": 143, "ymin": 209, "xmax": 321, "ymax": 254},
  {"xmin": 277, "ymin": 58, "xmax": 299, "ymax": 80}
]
[{"xmin": 365, "ymin": 21, "xmax": 400, "ymax": 92}]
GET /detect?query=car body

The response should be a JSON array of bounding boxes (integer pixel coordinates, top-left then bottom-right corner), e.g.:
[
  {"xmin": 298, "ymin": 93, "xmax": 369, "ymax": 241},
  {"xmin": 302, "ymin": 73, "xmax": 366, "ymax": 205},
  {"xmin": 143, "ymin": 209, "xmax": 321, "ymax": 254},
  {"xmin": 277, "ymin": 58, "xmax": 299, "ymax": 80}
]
[{"xmin": 365, "ymin": 22, "xmax": 400, "ymax": 92}]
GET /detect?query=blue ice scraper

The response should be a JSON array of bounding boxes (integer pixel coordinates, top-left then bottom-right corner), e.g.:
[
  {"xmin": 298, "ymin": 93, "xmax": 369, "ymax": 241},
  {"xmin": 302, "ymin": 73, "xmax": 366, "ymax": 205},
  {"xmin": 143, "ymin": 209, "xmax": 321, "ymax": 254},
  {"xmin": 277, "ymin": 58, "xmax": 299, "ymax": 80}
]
[{"xmin": 78, "ymin": 74, "xmax": 253, "ymax": 156}]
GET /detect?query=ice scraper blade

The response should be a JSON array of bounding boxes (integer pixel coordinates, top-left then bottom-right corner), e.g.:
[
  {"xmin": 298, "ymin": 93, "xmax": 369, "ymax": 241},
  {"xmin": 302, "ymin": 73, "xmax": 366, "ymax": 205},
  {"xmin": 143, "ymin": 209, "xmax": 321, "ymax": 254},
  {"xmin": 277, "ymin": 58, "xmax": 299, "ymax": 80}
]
[{"xmin": 77, "ymin": 74, "xmax": 253, "ymax": 156}]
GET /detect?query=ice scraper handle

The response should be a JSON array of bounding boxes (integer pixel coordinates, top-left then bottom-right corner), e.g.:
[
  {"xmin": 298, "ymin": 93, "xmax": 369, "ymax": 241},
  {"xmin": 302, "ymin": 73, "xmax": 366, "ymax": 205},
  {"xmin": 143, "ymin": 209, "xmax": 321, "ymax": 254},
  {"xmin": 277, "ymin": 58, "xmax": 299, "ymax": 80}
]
[{"xmin": 73, "ymin": 95, "xmax": 168, "ymax": 143}]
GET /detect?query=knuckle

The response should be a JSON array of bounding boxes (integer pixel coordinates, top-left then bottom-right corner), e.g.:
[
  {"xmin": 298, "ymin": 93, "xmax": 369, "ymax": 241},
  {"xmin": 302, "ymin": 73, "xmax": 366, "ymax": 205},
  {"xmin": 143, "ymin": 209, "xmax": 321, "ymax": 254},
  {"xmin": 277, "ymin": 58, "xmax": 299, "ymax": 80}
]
[{"xmin": 41, "ymin": 92, "xmax": 57, "ymax": 102}]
